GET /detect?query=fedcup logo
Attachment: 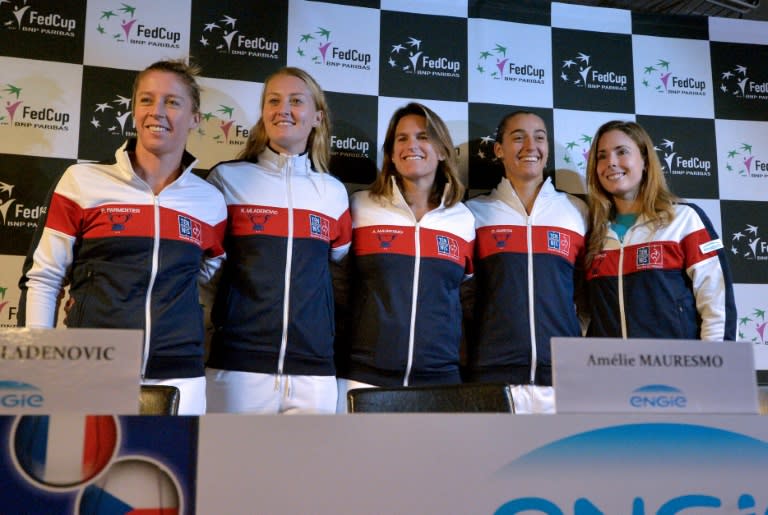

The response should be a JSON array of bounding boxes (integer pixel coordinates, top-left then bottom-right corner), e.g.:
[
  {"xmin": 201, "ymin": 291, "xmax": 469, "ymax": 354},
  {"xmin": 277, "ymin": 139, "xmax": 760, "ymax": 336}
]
[
  {"xmin": 629, "ymin": 384, "xmax": 687, "ymax": 409},
  {"xmin": 1, "ymin": 83, "xmax": 24, "ymax": 127},
  {"xmin": 729, "ymin": 223, "xmax": 766, "ymax": 262},
  {"xmin": 719, "ymin": 65, "xmax": 768, "ymax": 100},
  {"xmin": 655, "ymin": 138, "xmax": 712, "ymax": 177},
  {"xmin": 195, "ymin": 101, "xmax": 250, "ymax": 147},
  {"xmin": 724, "ymin": 142, "xmax": 767, "ymax": 178},
  {"xmin": 295, "ymin": 26, "xmax": 371, "ymax": 71},
  {"xmin": 0, "ymin": 181, "xmax": 15, "ymax": 225},
  {"xmin": 562, "ymin": 133, "xmax": 593, "ymax": 175},
  {"xmin": 88, "ymin": 92, "xmax": 134, "ymax": 137},
  {"xmin": 641, "ymin": 59, "xmax": 706, "ymax": 96},
  {"xmin": 739, "ymin": 307, "xmax": 767, "ymax": 344},
  {"xmin": 2, "ymin": 81, "xmax": 71, "ymax": 132},
  {"xmin": 475, "ymin": 43, "xmax": 545, "ymax": 84},
  {"xmin": 199, "ymin": 13, "xmax": 278, "ymax": 59},
  {"xmin": 0, "ymin": 1, "xmax": 77, "ymax": 37},
  {"xmin": 560, "ymin": 51, "xmax": 628, "ymax": 91},
  {"xmin": 388, "ymin": 35, "xmax": 460, "ymax": 78},
  {"xmin": 96, "ymin": 3, "xmax": 180, "ymax": 49},
  {"xmin": 0, "ymin": 286, "xmax": 8, "ymax": 317}
]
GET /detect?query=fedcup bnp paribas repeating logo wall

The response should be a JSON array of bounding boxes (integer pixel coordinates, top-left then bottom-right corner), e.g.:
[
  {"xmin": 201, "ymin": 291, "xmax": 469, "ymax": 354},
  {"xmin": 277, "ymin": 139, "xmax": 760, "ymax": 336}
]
[
  {"xmin": 474, "ymin": 43, "xmax": 544, "ymax": 84},
  {"xmin": 719, "ymin": 64, "xmax": 768, "ymax": 101},
  {"xmin": 655, "ymin": 137, "xmax": 712, "ymax": 178},
  {"xmin": 0, "ymin": 82, "xmax": 71, "ymax": 133},
  {"xmin": 199, "ymin": 13, "xmax": 279, "ymax": 60},
  {"xmin": 95, "ymin": 2, "xmax": 180, "ymax": 49},
  {"xmin": 559, "ymin": 51, "xmax": 629, "ymax": 93},
  {"xmin": 295, "ymin": 26, "xmax": 372, "ymax": 71},
  {"xmin": 88, "ymin": 92, "xmax": 134, "ymax": 138},
  {"xmin": 640, "ymin": 58, "xmax": 706, "ymax": 97},
  {"xmin": 197, "ymin": 103, "xmax": 250, "ymax": 147},
  {"xmin": 0, "ymin": 0, "xmax": 77, "ymax": 38}
]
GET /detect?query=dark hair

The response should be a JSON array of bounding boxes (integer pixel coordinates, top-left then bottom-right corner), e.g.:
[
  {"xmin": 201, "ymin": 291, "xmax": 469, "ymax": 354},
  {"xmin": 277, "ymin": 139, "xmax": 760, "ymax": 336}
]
[{"xmin": 370, "ymin": 102, "xmax": 464, "ymax": 208}]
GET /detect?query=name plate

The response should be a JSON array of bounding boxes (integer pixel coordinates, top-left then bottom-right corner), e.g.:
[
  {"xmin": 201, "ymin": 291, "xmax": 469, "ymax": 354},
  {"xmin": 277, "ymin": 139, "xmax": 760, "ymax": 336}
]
[
  {"xmin": 0, "ymin": 328, "xmax": 142, "ymax": 414},
  {"xmin": 552, "ymin": 337, "xmax": 759, "ymax": 414}
]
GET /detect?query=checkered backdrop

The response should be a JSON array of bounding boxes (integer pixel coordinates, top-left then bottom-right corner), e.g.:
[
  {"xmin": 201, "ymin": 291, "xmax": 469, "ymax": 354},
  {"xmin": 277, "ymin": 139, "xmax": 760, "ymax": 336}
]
[{"xmin": 1, "ymin": 0, "xmax": 766, "ymax": 371}]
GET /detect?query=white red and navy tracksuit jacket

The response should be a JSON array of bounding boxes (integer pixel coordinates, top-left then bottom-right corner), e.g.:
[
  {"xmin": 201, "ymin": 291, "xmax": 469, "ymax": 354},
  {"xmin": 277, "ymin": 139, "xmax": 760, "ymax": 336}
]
[
  {"xmin": 339, "ymin": 183, "xmax": 475, "ymax": 387},
  {"xmin": 205, "ymin": 147, "xmax": 352, "ymax": 377},
  {"xmin": 586, "ymin": 203, "xmax": 737, "ymax": 341},
  {"xmin": 18, "ymin": 139, "xmax": 227, "ymax": 379},
  {"xmin": 466, "ymin": 177, "xmax": 587, "ymax": 386}
]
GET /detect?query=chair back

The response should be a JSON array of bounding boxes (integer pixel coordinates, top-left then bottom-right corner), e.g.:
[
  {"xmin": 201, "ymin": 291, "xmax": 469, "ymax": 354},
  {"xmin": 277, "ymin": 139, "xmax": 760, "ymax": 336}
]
[
  {"xmin": 139, "ymin": 385, "xmax": 180, "ymax": 415},
  {"xmin": 347, "ymin": 383, "xmax": 514, "ymax": 413}
]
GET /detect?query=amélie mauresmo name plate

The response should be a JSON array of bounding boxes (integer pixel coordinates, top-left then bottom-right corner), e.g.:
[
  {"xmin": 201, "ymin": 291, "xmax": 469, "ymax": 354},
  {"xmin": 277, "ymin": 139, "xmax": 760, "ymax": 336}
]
[{"xmin": 552, "ymin": 337, "xmax": 758, "ymax": 414}]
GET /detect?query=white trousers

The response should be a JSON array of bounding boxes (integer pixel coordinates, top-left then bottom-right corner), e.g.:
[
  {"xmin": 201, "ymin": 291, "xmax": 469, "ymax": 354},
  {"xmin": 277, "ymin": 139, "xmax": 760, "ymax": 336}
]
[
  {"xmin": 509, "ymin": 385, "xmax": 555, "ymax": 414},
  {"xmin": 336, "ymin": 378, "xmax": 375, "ymax": 413},
  {"xmin": 206, "ymin": 368, "xmax": 337, "ymax": 414},
  {"xmin": 142, "ymin": 376, "xmax": 206, "ymax": 415}
]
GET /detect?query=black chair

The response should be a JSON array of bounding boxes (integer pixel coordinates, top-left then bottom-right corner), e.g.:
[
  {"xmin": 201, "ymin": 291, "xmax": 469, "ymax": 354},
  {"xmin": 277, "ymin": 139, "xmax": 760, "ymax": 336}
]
[
  {"xmin": 139, "ymin": 385, "xmax": 180, "ymax": 415},
  {"xmin": 347, "ymin": 383, "xmax": 515, "ymax": 413}
]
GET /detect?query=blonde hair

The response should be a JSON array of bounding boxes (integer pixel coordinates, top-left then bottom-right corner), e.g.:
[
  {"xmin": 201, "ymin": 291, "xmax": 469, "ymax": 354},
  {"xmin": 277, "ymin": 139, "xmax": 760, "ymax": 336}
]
[
  {"xmin": 370, "ymin": 102, "xmax": 464, "ymax": 207},
  {"xmin": 585, "ymin": 120, "xmax": 678, "ymax": 266},
  {"xmin": 238, "ymin": 67, "xmax": 331, "ymax": 172},
  {"xmin": 132, "ymin": 59, "xmax": 202, "ymax": 115}
]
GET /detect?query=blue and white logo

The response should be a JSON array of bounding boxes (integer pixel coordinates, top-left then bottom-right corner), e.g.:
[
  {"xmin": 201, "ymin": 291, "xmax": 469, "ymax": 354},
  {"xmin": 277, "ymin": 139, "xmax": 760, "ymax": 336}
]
[
  {"xmin": 0, "ymin": 380, "xmax": 44, "ymax": 408},
  {"xmin": 629, "ymin": 384, "xmax": 687, "ymax": 409}
]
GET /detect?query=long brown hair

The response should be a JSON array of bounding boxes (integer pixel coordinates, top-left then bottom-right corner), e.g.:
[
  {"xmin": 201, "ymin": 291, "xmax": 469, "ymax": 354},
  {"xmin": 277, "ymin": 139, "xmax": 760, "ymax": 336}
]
[
  {"xmin": 237, "ymin": 67, "xmax": 331, "ymax": 172},
  {"xmin": 370, "ymin": 102, "xmax": 464, "ymax": 207},
  {"xmin": 585, "ymin": 120, "xmax": 678, "ymax": 266}
]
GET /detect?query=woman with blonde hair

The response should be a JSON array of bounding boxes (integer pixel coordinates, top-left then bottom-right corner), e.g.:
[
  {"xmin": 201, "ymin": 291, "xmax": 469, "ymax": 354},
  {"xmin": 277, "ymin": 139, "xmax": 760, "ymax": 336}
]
[
  {"xmin": 336, "ymin": 102, "xmax": 475, "ymax": 411},
  {"xmin": 584, "ymin": 120, "xmax": 735, "ymax": 340},
  {"xmin": 205, "ymin": 66, "xmax": 352, "ymax": 414}
]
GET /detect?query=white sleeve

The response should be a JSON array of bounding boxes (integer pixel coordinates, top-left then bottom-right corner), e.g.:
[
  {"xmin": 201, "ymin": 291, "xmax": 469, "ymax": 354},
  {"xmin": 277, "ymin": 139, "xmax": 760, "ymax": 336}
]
[{"xmin": 24, "ymin": 228, "xmax": 76, "ymax": 328}]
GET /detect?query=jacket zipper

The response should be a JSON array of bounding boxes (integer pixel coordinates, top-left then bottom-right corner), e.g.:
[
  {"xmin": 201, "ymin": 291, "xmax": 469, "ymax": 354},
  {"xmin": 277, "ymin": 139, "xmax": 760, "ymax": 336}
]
[
  {"xmin": 403, "ymin": 222, "xmax": 421, "ymax": 386},
  {"xmin": 141, "ymin": 194, "xmax": 161, "ymax": 378},
  {"xmin": 526, "ymin": 215, "xmax": 537, "ymax": 384},
  {"xmin": 277, "ymin": 158, "xmax": 294, "ymax": 380}
]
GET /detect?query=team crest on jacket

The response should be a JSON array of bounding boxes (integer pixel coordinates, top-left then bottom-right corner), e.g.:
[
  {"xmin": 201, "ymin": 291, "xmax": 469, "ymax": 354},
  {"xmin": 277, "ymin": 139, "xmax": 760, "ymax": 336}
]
[
  {"xmin": 547, "ymin": 230, "xmax": 571, "ymax": 256},
  {"xmin": 108, "ymin": 213, "xmax": 132, "ymax": 231},
  {"xmin": 375, "ymin": 228, "xmax": 401, "ymax": 248},
  {"xmin": 178, "ymin": 215, "xmax": 202, "ymax": 245},
  {"xmin": 309, "ymin": 214, "xmax": 330, "ymax": 241},
  {"xmin": 492, "ymin": 229, "xmax": 512, "ymax": 248},
  {"xmin": 637, "ymin": 244, "xmax": 663, "ymax": 268},
  {"xmin": 436, "ymin": 235, "xmax": 459, "ymax": 259}
]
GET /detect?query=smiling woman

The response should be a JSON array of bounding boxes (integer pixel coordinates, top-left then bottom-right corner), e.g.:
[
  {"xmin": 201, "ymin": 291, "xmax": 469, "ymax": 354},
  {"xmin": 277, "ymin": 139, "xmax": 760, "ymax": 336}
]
[
  {"xmin": 204, "ymin": 67, "xmax": 352, "ymax": 415},
  {"xmin": 17, "ymin": 59, "xmax": 228, "ymax": 415},
  {"xmin": 334, "ymin": 103, "xmax": 476, "ymax": 412}
]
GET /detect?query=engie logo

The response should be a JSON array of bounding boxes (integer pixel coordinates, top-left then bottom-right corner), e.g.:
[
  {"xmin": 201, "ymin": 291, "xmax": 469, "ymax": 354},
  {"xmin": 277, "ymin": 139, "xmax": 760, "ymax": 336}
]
[
  {"xmin": 641, "ymin": 58, "xmax": 706, "ymax": 96},
  {"xmin": 0, "ymin": 2, "xmax": 77, "ymax": 37},
  {"xmin": 719, "ymin": 64, "xmax": 768, "ymax": 100},
  {"xmin": 199, "ymin": 13, "xmax": 278, "ymax": 59},
  {"xmin": 387, "ymin": 35, "xmax": 460, "ymax": 78},
  {"xmin": 629, "ymin": 384, "xmax": 687, "ymax": 409},
  {"xmin": 560, "ymin": 51, "xmax": 628, "ymax": 92},
  {"xmin": 655, "ymin": 138, "xmax": 712, "ymax": 177},
  {"xmin": 0, "ymin": 381, "xmax": 44, "ymax": 409},
  {"xmin": 95, "ymin": 3, "xmax": 180, "ymax": 49},
  {"xmin": 724, "ymin": 141, "xmax": 768, "ymax": 179},
  {"xmin": 296, "ymin": 26, "xmax": 371, "ymax": 71},
  {"xmin": 475, "ymin": 43, "xmax": 544, "ymax": 84}
]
